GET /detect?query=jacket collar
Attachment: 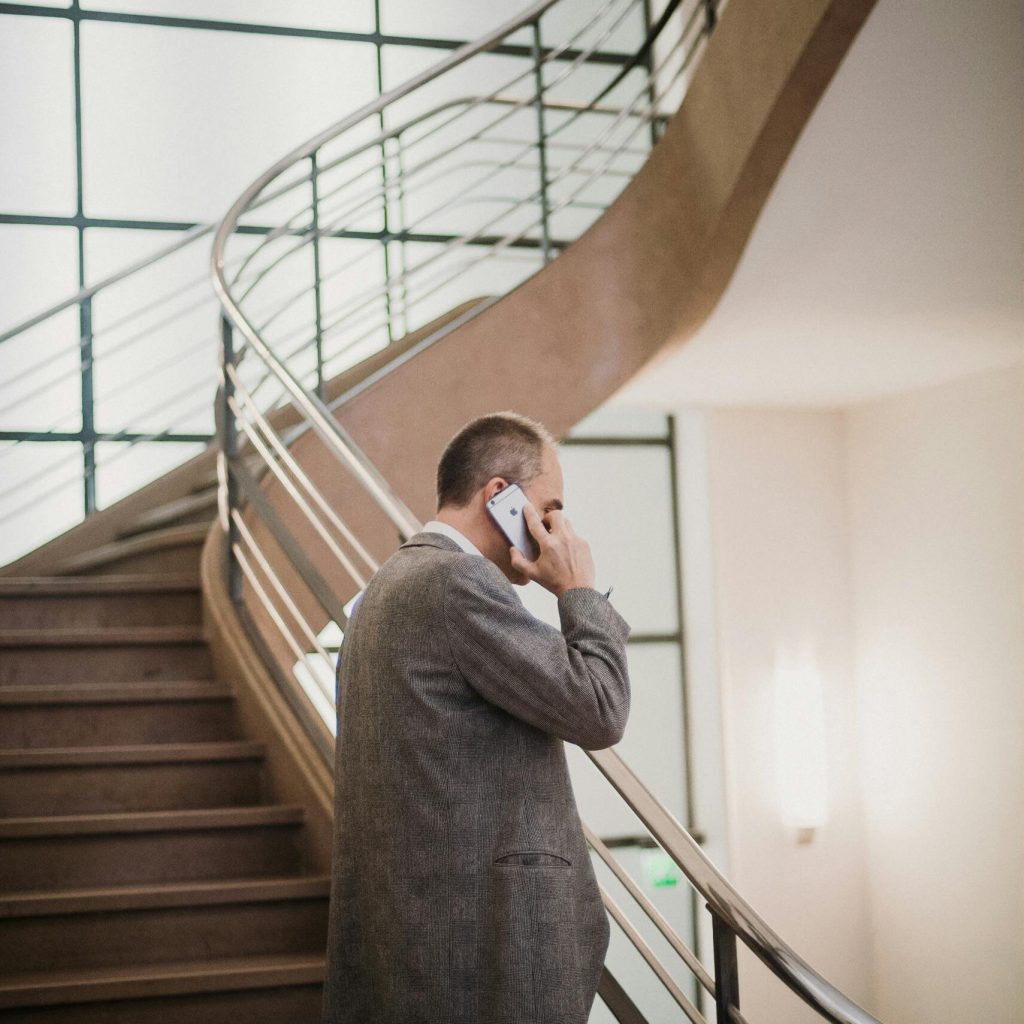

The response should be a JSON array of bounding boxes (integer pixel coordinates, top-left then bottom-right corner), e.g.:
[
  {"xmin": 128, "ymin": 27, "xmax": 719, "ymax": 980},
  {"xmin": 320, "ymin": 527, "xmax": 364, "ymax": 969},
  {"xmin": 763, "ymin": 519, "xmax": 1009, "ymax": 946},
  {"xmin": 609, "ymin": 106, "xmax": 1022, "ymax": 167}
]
[{"xmin": 399, "ymin": 530, "xmax": 464, "ymax": 553}]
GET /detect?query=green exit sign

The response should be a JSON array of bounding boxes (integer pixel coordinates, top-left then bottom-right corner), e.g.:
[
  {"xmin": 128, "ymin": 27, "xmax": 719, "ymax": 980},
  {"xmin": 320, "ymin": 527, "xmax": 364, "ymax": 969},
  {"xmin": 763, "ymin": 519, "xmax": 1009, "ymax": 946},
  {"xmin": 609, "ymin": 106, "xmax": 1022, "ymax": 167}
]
[{"xmin": 645, "ymin": 851, "xmax": 681, "ymax": 889}]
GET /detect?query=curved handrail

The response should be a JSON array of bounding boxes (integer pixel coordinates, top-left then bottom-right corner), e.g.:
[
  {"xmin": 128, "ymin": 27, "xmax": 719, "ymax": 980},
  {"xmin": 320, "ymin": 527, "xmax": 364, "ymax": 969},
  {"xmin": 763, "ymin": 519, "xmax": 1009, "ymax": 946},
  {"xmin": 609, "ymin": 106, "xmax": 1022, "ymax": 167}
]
[{"xmin": 209, "ymin": 1, "xmax": 883, "ymax": 1022}]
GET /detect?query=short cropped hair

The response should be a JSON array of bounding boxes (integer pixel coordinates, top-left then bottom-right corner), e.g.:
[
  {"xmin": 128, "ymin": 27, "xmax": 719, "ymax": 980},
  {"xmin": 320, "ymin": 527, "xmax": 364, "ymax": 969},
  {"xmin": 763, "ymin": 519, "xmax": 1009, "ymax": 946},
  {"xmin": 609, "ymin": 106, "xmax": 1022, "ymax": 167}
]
[{"xmin": 436, "ymin": 411, "xmax": 557, "ymax": 510}]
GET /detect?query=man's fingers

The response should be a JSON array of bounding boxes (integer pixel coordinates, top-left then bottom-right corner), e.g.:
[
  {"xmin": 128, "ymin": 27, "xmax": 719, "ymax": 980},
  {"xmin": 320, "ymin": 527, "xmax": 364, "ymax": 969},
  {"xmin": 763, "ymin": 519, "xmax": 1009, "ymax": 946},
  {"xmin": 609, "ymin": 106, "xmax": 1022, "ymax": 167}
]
[
  {"xmin": 521, "ymin": 501, "xmax": 548, "ymax": 543},
  {"xmin": 509, "ymin": 545, "xmax": 536, "ymax": 576}
]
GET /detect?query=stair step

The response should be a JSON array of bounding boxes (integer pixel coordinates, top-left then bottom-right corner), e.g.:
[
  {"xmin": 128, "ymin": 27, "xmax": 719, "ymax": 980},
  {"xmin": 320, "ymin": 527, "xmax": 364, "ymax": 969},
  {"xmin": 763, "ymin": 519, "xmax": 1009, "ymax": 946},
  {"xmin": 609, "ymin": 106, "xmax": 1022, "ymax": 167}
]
[
  {"xmin": 0, "ymin": 575, "xmax": 200, "ymax": 596},
  {"xmin": 119, "ymin": 489, "xmax": 219, "ymax": 538},
  {"xmin": 0, "ymin": 952, "xmax": 324, "ymax": 1015},
  {"xmin": 0, "ymin": 876, "xmax": 330, "ymax": 973},
  {"xmin": 0, "ymin": 739, "xmax": 263, "ymax": 767},
  {"xmin": 0, "ymin": 637, "xmax": 213, "ymax": 686},
  {"xmin": 0, "ymin": 626, "xmax": 204, "ymax": 647},
  {"xmin": 0, "ymin": 681, "xmax": 239, "ymax": 747},
  {"xmin": 56, "ymin": 523, "xmax": 210, "ymax": 576},
  {"xmin": 0, "ymin": 806, "xmax": 306, "ymax": 890},
  {"xmin": 0, "ymin": 575, "xmax": 201, "ymax": 629},
  {"xmin": 0, "ymin": 681, "xmax": 232, "ymax": 704},
  {"xmin": 0, "ymin": 741, "xmax": 267, "ymax": 816},
  {"xmin": 0, "ymin": 873, "xmax": 330, "ymax": 917}
]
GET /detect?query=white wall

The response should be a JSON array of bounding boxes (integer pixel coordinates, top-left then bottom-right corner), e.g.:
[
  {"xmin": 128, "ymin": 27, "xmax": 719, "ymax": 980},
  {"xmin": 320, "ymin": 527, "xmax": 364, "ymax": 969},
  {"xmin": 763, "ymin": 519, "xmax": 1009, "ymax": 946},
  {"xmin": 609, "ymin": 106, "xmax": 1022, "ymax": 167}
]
[
  {"xmin": 682, "ymin": 361, "xmax": 1024, "ymax": 1023},
  {"xmin": 696, "ymin": 406, "xmax": 875, "ymax": 1022},
  {"xmin": 845, "ymin": 364, "xmax": 1024, "ymax": 1023}
]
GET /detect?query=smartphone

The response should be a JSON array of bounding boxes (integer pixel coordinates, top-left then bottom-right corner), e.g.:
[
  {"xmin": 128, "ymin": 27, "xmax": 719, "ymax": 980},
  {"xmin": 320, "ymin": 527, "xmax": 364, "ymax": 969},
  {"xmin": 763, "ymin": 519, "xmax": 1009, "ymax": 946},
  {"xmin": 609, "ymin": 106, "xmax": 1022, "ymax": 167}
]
[{"xmin": 486, "ymin": 483, "xmax": 540, "ymax": 560}]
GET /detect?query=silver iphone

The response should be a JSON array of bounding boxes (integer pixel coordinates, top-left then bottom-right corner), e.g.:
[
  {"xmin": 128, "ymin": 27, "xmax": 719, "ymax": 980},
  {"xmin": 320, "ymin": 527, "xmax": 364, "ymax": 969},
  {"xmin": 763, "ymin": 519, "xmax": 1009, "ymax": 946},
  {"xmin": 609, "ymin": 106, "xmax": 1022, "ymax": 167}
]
[{"xmin": 486, "ymin": 483, "xmax": 540, "ymax": 560}]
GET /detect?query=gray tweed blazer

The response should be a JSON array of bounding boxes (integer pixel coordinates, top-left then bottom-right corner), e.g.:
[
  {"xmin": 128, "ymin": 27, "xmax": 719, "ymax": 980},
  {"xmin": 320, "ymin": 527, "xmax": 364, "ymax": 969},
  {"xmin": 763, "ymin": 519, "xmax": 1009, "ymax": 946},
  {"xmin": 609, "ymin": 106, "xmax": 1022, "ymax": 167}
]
[{"xmin": 320, "ymin": 530, "xmax": 631, "ymax": 1024}]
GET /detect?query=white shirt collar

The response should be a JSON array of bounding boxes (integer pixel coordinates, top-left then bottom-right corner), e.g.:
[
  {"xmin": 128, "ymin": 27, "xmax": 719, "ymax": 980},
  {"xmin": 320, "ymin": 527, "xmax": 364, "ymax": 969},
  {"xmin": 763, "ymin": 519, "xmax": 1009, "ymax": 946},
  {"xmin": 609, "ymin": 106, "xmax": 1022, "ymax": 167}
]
[{"xmin": 422, "ymin": 519, "xmax": 483, "ymax": 557}]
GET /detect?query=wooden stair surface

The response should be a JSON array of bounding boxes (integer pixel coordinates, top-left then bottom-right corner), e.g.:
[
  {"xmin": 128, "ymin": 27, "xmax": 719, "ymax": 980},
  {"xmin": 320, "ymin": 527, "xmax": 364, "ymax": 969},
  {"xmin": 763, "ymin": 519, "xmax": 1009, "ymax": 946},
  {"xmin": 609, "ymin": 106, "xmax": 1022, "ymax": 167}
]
[{"xmin": 0, "ymin": 558, "xmax": 327, "ymax": 1019}]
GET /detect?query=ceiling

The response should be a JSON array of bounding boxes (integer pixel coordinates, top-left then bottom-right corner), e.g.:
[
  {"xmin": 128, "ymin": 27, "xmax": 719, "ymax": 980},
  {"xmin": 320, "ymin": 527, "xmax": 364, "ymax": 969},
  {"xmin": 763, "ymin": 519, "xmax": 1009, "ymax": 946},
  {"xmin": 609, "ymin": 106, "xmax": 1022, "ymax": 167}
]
[{"xmin": 612, "ymin": 0, "xmax": 1024, "ymax": 410}]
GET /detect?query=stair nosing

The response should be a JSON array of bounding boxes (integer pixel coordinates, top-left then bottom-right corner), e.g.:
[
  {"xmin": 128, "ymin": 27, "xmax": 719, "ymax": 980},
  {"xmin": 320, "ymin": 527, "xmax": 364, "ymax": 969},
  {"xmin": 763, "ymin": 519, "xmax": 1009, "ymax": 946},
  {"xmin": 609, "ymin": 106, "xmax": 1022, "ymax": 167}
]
[
  {"xmin": 0, "ymin": 626, "xmax": 205, "ymax": 647},
  {"xmin": 0, "ymin": 804, "xmax": 305, "ymax": 839},
  {"xmin": 0, "ymin": 740, "xmax": 264, "ymax": 767},
  {"xmin": 0, "ymin": 874, "xmax": 331, "ymax": 918},
  {"xmin": 0, "ymin": 952, "xmax": 325, "ymax": 1008},
  {"xmin": 0, "ymin": 681, "xmax": 233, "ymax": 705},
  {"xmin": 0, "ymin": 574, "xmax": 200, "ymax": 596}
]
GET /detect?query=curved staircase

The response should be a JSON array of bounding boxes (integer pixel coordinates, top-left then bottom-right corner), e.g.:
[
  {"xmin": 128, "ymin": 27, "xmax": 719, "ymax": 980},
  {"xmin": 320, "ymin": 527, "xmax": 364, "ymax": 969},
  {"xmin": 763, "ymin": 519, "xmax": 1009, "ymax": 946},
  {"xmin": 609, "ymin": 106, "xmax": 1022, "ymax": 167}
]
[{"xmin": 0, "ymin": 0, "xmax": 886, "ymax": 1020}]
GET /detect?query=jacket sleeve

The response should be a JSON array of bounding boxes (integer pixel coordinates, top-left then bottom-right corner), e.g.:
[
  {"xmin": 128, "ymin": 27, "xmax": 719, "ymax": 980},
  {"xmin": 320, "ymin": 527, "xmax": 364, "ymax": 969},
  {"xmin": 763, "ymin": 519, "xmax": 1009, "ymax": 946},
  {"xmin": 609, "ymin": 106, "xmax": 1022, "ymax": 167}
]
[{"xmin": 442, "ymin": 555, "xmax": 632, "ymax": 749}]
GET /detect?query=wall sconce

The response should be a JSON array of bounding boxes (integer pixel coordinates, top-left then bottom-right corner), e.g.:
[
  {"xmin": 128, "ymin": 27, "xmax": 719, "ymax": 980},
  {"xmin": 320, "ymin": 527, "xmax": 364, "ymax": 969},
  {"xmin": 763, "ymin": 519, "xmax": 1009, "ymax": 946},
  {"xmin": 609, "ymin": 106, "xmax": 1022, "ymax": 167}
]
[{"xmin": 771, "ymin": 645, "xmax": 829, "ymax": 844}]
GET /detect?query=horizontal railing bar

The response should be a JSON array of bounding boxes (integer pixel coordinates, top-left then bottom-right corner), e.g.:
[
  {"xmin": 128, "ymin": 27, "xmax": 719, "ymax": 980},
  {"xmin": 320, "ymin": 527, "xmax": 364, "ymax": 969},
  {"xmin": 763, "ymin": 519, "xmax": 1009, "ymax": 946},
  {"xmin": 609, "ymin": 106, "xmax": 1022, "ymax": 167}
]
[
  {"xmin": 586, "ymin": 823, "xmax": 716, "ymax": 995},
  {"xmin": 0, "ymin": 3, "xmax": 634, "ymax": 65},
  {"xmin": 230, "ymin": 542, "xmax": 336, "ymax": 728},
  {"xmin": 229, "ymin": 394, "xmax": 371, "ymax": 589},
  {"xmin": 231, "ymin": 509, "xmax": 336, "ymax": 697},
  {"xmin": 0, "ymin": 430, "xmax": 212, "ymax": 444},
  {"xmin": 228, "ymin": 367, "xmax": 378, "ymax": 579},
  {"xmin": 600, "ymin": 885, "xmax": 707, "ymax": 1024},
  {"xmin": 227, "ymin": 455, "xmax": 350, "ymax": 629},
  {"xmin": 589, "ymin": 747, "xmax": 881, "ymax": 1024}
]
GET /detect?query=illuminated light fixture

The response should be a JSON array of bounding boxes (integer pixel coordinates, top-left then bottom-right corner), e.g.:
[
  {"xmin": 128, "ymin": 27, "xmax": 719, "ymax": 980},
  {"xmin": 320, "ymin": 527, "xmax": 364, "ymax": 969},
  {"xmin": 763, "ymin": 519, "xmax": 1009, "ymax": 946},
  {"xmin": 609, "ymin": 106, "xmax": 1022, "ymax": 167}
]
[{"xmin": 771, "ymin": 644, "xmax": 829, "ymax": 844}]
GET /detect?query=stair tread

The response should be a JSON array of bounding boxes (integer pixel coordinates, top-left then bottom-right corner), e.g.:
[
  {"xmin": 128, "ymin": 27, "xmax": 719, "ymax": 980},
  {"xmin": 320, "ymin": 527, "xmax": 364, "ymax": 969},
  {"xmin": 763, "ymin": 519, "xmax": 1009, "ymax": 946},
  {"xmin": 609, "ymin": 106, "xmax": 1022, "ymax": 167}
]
[
  {"xmin": 0, "ymin": 625, "xmax": 205, "ymax": 646},
  {"xmin": 0, "ymin": 804, "xmax": 305, "ymax": 838},
  {"xmin": 119, "ymin": 489, "xmax": 218, "ymax": 538},
  {"xmin": 56, "ymin": 523, "xmax": 211, "ymax": 575},
  {"xmin": 0, "ymin": 874, "xmax": 331, "ymax": 917},
  {"xmin": 0, "ymin": 951, "xmax": 324, "ymax": 1007},
  {"xmin": 0, "ymin": 680, "xmax": 233, "ymax": 705},
  {"xmin": 0, "ymin": 739, "xmax": 263, "ymax": 767},
  {"xmin": 0, "ymin": 574, "xmax": 199, "ymax": 595}
]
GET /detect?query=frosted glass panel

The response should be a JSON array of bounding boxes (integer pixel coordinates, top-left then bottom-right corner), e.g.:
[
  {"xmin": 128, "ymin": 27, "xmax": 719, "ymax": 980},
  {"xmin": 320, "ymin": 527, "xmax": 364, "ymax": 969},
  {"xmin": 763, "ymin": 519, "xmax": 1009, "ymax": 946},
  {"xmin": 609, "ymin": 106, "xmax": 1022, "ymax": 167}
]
[
  {"xmin": 0, "ymin": 225, "xmax": 80, "ymax": 333},
  {"xmin": 81, "ymin": 22, "xmax": 378, "ymax": 221},
  {"xmin": 0, "ymin": 229, "xmax": 79, "ymax": 441},
  {"xmin": 82, "ymin": 0, "xmax": 374, "ymax": 33},
  {"xmin": 86, "ymin": 229, "xmax": 218, "ymax": 436},
  {"xmin": 0, "ymin": 308, "xmax": 82, "ymax": 433},
  {"xmin": 394, "ymin": 240, "xmax": 541, "ymax": 337},
  {"xmin": 0, "ymin": 442, "xmax": 84, "ymax": 566},
  {"xmin": 380, "ymin": 0, "xmax": 534, "ymax": 43},
  {"xmin": 0, "ymin": 16, "xmax": 76, "ymax": 215},
  {"xmin": 570, "ymin": 406, "xmax": 669, "ymax": 439},
  {"xmin": 560, "ymin": 443, "xmax": 678, "ymax": 634},
  {"xmin": 566, "ymin": 643, "xmax": 686, "ymax": 825},
  {"xmin": 95, "ymin": 440, "xmax": 207, "ymax": 509}
]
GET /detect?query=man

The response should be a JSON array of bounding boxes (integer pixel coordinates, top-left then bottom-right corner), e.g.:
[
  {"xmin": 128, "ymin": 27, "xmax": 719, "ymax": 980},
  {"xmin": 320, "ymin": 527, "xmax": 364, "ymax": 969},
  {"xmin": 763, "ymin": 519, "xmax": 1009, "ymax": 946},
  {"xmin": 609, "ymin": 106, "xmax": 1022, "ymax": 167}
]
[{"xmin": 321, "ymin": 411, "xmax": 631, "ymax": 1024}]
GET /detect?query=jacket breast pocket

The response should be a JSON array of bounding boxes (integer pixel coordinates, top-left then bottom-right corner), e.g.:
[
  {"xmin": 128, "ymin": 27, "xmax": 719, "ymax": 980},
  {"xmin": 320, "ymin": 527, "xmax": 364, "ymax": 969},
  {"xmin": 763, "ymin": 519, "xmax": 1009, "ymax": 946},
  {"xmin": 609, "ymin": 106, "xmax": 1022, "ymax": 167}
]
[{"xmin": 493, "ymin": 850, "xmax": 572, "ymax": 867}]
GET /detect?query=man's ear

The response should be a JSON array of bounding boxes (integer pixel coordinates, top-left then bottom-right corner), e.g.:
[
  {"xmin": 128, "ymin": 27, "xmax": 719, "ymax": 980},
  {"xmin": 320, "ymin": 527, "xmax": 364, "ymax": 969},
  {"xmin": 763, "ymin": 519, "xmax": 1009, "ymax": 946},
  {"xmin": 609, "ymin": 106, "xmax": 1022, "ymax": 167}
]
[{"xmin": 482, "ymin": 477, "xmax": 509, "ymax": 503}]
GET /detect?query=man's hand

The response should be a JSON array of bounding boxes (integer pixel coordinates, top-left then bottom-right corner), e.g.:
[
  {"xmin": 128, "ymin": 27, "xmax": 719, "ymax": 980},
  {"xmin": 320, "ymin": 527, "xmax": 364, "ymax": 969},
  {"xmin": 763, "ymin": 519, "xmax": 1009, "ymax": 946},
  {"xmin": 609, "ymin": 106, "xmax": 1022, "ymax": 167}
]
[{"xmin": 509, "ymin": 502, "xmax": 596, "ymax": 598}]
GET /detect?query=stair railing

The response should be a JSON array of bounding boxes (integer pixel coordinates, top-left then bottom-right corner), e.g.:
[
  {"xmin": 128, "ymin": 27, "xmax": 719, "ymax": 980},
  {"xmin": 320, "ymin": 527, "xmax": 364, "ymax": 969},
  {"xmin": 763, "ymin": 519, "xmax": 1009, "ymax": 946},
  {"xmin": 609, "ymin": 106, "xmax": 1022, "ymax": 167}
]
[{"xmin": 210, "ymin": 1, "xmax": 882, "ymax": 1022}]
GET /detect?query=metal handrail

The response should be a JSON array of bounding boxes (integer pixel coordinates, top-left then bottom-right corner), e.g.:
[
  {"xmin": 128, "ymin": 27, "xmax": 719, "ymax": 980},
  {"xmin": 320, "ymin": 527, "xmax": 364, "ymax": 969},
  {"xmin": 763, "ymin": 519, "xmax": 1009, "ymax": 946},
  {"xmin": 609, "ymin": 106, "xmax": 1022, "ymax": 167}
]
[{"xmin": 209, "ymin": 1, "xmax": 883, "ymax": 1022}]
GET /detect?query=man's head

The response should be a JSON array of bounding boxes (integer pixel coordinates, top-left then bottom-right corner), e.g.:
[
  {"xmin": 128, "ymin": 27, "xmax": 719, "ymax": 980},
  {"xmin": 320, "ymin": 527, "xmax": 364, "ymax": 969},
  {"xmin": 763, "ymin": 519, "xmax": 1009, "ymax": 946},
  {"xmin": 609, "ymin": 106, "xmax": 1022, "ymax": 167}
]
[{"xmin": 436, "ymin": 411, "xmax": 564, "ymax": 584}]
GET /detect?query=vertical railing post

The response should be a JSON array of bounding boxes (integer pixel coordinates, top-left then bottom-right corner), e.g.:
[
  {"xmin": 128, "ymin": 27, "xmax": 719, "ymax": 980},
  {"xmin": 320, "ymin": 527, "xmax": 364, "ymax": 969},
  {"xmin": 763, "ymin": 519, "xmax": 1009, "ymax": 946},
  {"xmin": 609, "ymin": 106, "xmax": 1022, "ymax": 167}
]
[
  {"xmin": 530, "ymin": 19, "xmax": 552, "ymax": 265},
  {"xmin": 703, "ymin": 0, "xmax": 717, "ymax": 33},
  {"xmin": 79, "ymin": 294, "xmax": 96, "ymax": 515},
  {"xmin": 219, "ymin": 313, "xmax": 242, "ymax": 603},
  {"xmin": 394, "ymin": 131, "xmax": 410, "ymax": 337},
  {"xmin": 710, "ymin": 910, "xmax": 741, "ymax": 1024},
  {"xmin": 309, "ymin": 150, "xmax": 326, "ymax": 400}
]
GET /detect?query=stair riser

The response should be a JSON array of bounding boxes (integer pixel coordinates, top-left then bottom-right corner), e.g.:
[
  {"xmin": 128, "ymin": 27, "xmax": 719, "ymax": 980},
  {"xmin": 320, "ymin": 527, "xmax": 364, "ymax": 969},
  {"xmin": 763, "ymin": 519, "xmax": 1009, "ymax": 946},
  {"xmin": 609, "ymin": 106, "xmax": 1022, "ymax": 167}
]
[
  {"xmin": 0, "ymin": 593, "xmax": 201, "ymax": 630},
  {"xmin": 0, "ymin": 761, "xmax": 264, "ymax": 816},
  {"xmin": 0, "ymin": 984, "xmax": 323, "ymax": 1022},
  {"xmin": 0, "ymin": 900, "xmax": 328, "ymax": 973},
  {"xmin": 79, "ymin": 545, "xmax": 204, "ymax": 575},
  {"xmin": 0, "ymin": 645, "xmax": 213, "ymax": 685},
  {"xmin": 0, "ymin": 702, "xmax": 240, "ymax": 748},
  {"xmin": 0, "ymin": 827, "xmax": 304, "ymax": 890}
]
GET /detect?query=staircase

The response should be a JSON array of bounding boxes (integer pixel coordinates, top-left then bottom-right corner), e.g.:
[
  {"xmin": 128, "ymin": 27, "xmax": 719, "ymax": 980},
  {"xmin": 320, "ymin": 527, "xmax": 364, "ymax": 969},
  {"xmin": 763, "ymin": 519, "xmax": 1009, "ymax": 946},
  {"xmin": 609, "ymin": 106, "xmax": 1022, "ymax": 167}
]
[{"xmin": 0, "ymin": 499, "xmax": 328, "ymax": 1021}]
